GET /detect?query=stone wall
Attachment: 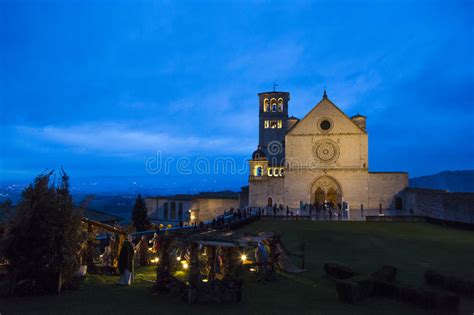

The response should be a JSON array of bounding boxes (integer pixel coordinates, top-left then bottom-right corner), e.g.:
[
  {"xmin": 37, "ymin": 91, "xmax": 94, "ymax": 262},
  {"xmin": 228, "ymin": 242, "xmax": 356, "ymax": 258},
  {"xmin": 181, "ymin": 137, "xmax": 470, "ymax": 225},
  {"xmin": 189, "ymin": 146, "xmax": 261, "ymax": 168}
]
[
  {"xmin": 144, "ymin": 197, "xmax": 192, "ymax": 223},
  {"xmin": 239, "ymin": 186, "xmax": 249, "ymax": 208},
  {"xmin": 191, "ymin": 198, "xmax": 240, "ymax": 222},
  {"xmin": 368, "ymin": 172, "xmax": 409, "ymax": 215},
  {"xmin": 398, "ymin": 188, "xmax": 474, "ymax": 224},
  {"xmin": 249, "ymin": 177, "xmax": 284, "ymax": 208}
]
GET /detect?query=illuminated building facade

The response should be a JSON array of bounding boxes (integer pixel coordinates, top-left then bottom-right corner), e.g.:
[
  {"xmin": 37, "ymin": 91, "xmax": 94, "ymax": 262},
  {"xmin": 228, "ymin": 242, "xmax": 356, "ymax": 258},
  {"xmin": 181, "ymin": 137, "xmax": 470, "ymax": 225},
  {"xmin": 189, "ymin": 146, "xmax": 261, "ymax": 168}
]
[{"xmin": 249, "ymin": 90, "xmax": 408, "ymax": 217}]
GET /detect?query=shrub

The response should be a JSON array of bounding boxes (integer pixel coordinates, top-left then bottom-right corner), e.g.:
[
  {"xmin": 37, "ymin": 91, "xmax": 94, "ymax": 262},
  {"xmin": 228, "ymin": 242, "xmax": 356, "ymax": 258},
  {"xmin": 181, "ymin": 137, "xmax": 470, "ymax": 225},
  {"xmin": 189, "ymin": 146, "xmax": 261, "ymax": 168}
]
[
  {"xmin": 335, "ymin": 279, "xmax": 362, "ymax": 303},
  {"xmin": 372, "ymin": 280, "xmax": 398, "ymax": 297},
  {"xmin": 324, "ymin": 263, "xmax": 356, "ymax": 280},
  {"xmin": 371, "ymin": 265, "xmax": 397, "ymax": 282},
  {"xmin": 3, "ymin": 170, "xmax": 82, "ymax": 295},
  {"xmin": 350, "ymin": 275, "xmax": 374, "ymax": 299},
  {"xmin": 425, "ymin": 269, "xmax": 474, "ymax": 296},
  {"xmin": 131, "ymin": 194, "xmax": 150, "ymax": 232},
  {"xmin": 396, "ymin": 284, "xmax": 459, "ymax": 311}
]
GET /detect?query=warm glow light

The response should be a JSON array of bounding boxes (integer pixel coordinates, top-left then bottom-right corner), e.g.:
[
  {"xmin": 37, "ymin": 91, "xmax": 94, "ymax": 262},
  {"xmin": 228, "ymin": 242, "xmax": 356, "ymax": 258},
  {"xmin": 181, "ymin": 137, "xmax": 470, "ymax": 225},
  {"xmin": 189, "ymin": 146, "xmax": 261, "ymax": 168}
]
[
  {"xmin": 250, "ymin": 268, "xmax": 256, "ymax": 272},
  {"xmin": 182, "ymin": 262, "xmax": 189, "ymax": 270},
  {"xmin": 151, "ymin": 257, "xmax": 160, "ymax": 264},
  {"xmin": 202, "ymin": 278, "xmax": 208, "ymax": 282},
  {"xmin": 241, "ymin": 254, "xmax": 247, "ymax": 262},
  {"xmin": 148, "ymin": 247, "xmax": 153, "ymax": 252},
  {"xmin": 176, "ymin": 256, "xmax": 181, "ymax": 261}
]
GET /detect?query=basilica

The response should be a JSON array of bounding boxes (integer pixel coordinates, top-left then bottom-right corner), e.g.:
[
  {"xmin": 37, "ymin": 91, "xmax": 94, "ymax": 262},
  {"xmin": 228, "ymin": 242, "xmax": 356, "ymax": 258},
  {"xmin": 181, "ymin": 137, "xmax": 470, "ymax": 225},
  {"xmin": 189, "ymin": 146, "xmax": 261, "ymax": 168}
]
[{"xmin": 249, "ymin": 90, "xmax": 408, "ymax": 217}]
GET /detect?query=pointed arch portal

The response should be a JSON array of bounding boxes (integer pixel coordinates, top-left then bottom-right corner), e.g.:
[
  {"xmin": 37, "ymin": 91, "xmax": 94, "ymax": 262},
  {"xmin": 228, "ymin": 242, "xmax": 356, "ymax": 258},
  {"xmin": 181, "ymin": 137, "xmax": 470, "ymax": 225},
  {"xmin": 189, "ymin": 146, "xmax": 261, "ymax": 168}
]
[{"xmin": 310, "ymin": 176, "xmax": 342, "ymax": 206}]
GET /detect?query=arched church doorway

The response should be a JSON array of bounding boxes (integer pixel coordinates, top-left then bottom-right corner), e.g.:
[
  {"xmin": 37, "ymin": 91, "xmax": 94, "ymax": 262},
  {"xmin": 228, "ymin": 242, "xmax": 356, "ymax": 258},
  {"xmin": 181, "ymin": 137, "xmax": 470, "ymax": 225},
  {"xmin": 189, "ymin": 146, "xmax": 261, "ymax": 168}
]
[
  {"xmin": 314, "ymin": 188, "xmax": 325, "ymax": 207},
  {"xmin": 327, "ymin": 188, "xmax": 339, "ymax": 206},
  {"xmin": 310, "ymin": 176, "xmax": 342, "ymax": 208}
]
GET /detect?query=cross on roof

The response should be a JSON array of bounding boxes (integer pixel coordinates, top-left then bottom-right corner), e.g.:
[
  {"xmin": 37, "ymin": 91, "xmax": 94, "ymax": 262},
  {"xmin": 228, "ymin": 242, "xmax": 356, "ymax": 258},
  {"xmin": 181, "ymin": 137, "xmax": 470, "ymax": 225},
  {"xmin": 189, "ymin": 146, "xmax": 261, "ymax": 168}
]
[{"xmin": 273, "ymin": 82, "xmax": 278, "ymax": 92}]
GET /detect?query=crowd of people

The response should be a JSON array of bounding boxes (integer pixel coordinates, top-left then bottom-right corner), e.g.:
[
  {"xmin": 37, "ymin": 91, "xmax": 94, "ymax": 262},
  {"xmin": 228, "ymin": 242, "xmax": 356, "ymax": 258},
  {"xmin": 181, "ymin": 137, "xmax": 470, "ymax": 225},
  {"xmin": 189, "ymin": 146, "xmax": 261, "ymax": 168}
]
[{"xmin": 252, "ymin": 201, "xmax": 348, "ymax": 221}]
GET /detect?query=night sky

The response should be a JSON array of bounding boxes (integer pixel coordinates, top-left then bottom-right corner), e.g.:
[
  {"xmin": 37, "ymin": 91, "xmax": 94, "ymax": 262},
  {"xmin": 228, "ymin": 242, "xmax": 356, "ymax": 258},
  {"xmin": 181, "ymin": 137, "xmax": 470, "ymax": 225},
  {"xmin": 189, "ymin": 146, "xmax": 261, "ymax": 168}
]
[{"xmin": 1, "ymin": 0, "xmax": 473, "ymax": 190}]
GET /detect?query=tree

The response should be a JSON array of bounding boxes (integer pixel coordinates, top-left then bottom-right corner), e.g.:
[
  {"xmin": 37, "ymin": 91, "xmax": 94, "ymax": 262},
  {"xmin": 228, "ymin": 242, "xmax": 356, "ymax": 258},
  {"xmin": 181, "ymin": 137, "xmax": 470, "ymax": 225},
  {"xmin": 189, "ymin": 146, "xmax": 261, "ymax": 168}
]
[
  {"xmin": 3, "ymin": 169, "xmax": 82, "ymax": 294},
  {"xmin": 131, "ymin": 194, "xmax": 150, "ymax": 232}
]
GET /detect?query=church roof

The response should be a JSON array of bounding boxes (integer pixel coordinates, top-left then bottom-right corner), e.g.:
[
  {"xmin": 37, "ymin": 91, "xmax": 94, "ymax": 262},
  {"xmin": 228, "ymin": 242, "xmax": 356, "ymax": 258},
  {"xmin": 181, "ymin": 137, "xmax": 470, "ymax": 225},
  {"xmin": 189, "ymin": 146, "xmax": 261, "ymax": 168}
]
[
  {"xmin": 351, "ymin": 113, "xmax": 367, "ymax": 119},
  {"xmin": 146, "ymin": 194, "xmax": 195, "ymax": 201},
  {"xmin": 257, "ymin": 91, "xmax": 290, "ymax": 95},
  {"xmin": 195, "ymin": 191, "xmax": 239, "ymax": 200},
  {"xmin": 252, "ymin": 146, "xmax": 267, "ymax": 160}
]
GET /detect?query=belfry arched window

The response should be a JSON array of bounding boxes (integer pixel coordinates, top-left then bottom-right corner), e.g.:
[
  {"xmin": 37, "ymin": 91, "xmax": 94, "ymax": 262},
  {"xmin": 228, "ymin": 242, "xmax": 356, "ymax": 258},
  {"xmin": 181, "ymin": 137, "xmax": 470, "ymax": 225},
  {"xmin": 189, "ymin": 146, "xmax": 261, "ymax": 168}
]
[
  {"xmin": 278, "ymin": 98, "xmax": 284, "ymax": 112},
  {"xmin": 271, "ymin": 98, "xmax": 277, "ymax": 112},
  {"xmin": 263, "ymin": 98, "xmax": 269, "ymax": 112},
  {"xmin": 255, "ymin": 166, "xmax": 263, "ymax": 176}
]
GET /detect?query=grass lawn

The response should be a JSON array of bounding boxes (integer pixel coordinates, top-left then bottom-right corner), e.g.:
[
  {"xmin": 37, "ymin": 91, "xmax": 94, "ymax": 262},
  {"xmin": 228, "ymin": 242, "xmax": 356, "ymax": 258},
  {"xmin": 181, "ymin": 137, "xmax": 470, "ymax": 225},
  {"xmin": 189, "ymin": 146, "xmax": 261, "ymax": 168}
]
[{"xmin": 1, "ymin": 221, "xmax": 473, "ymax": 314}]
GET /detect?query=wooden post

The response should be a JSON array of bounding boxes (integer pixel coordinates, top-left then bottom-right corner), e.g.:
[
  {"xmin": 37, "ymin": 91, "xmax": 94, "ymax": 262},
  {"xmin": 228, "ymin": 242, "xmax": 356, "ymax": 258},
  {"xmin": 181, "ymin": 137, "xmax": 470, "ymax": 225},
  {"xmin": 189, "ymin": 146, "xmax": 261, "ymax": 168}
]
[
  {"xmin": 57, "ymin": 272, "xmax": 62, "ymax": 294},
  {"xmin": 187, "ymin": 242, "xmax": 199, "ymax": 304},
  {"xmin": 361, "ymin": 204, "xmax": 364, "ymax": 218},
  {"xmin": 269, "ymin": 237, "xmax": 276, "ymax": 276},
  {"xmin": 208, "ymin": 246, "xmax": 216, "ymax": 282}
]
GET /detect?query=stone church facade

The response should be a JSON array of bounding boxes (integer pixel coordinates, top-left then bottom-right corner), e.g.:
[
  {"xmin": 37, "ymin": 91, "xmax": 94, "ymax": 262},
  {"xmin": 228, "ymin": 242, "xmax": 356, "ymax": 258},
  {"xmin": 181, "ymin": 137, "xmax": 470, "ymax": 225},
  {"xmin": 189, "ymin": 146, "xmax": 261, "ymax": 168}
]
[{"xmin": 249, "ymin": 90, "xmax": 408, "ymax": 216}]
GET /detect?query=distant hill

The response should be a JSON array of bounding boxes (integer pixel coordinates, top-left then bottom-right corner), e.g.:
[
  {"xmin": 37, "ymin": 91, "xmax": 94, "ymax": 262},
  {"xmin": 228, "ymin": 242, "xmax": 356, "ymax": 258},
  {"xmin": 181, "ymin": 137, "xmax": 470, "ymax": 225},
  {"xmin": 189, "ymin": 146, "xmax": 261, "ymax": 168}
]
[{"xmin": 409, "ymin": 170, "xmax": 474, "ymax": 192}]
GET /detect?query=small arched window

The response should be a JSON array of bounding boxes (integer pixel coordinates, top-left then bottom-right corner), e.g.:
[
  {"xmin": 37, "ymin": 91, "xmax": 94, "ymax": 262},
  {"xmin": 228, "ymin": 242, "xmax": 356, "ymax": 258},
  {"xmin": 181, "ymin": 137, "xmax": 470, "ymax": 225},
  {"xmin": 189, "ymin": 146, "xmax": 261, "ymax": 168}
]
[
  {"xmin": 263, "ymin": 98, "xmax": 269, "ymax": 112},
  {"xmin": 280, "ymin": 168, "xmax": 285, "ymax": 176},
  {"xmin": 278, "ymin": 98, "xmax": 284, "ymax": 112},
  {"xmin": 171, "ymin": 201, "xmax": 176, "ymax": 219},
  {"xmin": 270, "ymin": 98, "xmax": 277, "ymax": 112},
  {"xmin": 163, "ymin": 202, "xmax": 168, "ymax": 219},
  {"xmin": 178, "ymin": 203, "xmax": 183, "ymax": 220},
  {"xmin": 395, "ymin": 197, "xmax": 403, "ymax": 210},
  {"xmin": 274, "ymin": 168, "xmax": 279, "ymax": 176},
  {"xmin": 255, "ymin": 166, "xmax": 263, "ymax": 176},
  {"xmin": 268, "ymin": 168, "xmax": 273, "ymax": 176}
]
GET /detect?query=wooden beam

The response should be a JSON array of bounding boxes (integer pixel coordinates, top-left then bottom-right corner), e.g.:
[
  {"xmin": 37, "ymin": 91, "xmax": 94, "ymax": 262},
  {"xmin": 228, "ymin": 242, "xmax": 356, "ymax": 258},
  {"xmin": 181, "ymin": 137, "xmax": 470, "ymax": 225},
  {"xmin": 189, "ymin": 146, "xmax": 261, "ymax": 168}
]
[{"xmin": 81, "ymin": 217, "xmax": 126, "ymax": 235}]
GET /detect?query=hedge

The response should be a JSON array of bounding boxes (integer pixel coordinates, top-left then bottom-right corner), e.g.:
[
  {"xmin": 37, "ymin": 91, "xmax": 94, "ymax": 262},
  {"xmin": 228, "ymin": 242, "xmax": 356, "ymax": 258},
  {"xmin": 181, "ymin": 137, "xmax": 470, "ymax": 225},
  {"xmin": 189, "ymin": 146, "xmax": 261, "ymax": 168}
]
[{"xmin": 425, "ymin": 269, "xmax": 474, "ymax": 296}]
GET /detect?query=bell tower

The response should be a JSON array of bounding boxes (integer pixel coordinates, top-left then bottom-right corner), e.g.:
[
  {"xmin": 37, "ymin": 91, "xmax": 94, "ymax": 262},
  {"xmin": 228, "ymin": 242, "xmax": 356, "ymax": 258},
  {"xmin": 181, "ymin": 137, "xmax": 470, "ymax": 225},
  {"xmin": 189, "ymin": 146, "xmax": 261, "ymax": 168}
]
[{"xmin": 258, "ymin": 90, "xmax": 290, "ymax": 166}]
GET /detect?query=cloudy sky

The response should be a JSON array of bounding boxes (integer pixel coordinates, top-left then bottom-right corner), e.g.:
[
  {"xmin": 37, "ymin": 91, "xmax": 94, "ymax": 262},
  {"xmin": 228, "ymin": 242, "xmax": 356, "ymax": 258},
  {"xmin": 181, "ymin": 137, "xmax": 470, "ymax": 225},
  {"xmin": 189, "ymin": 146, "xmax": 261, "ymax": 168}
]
[{"xmin": 0, "ymin": 0, "xmax": 473, "ymax": 189}]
